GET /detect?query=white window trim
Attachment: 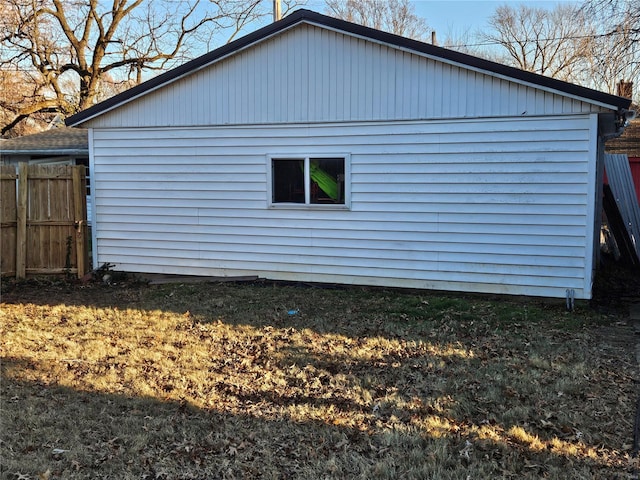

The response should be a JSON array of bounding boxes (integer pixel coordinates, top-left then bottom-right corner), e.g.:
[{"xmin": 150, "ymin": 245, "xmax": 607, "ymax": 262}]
[{"xmin": 267, "ymin": 153, "xmax": 351, "ymax": 210}]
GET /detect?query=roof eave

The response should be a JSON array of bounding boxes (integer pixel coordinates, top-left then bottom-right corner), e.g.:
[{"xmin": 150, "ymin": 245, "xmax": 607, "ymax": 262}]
[{"xmin": 1, "ymin": 149, "xmax": 88, "ymax": 156}]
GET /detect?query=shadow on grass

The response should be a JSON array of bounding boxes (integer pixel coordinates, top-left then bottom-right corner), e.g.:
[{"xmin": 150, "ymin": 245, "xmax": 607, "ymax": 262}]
[
  {"xmin": 0, "ymin": 277, "xmax": 565, "ymax": 336},
  {"xmin": 2, "ymin": 345, "xmax": 632, "ymax": 480},
  {"xmin": 1, "ymin": 279, "xmax": 635, "ymax": 478},
  {"xmin": 1, "ymin": 359, "xmax": 363, "ymax": 479},
  {"xmin": 2, "ymin": 355, "xmax": 444, "ymax": 480}
]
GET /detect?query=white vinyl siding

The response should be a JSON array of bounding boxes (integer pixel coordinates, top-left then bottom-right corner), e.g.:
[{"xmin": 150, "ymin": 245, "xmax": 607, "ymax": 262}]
[
  {"xmin": 85, "ymin": 24, "xmax": 606, "ymax": 129},
  {"xmin": 90, "ymin": 115, "xmax": 597, "ymax": 298}
]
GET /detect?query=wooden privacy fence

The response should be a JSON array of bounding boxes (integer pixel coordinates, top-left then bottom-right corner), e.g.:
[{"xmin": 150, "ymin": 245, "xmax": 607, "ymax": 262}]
[{"xmin": 1, "ymin": 163, "xmax": 88, "ymax": 278}]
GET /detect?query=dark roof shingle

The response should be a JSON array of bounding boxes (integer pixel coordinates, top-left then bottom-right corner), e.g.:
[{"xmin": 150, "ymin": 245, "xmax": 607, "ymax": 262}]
[{"xmin": 0, "ymin": 127, "xmax": 88, "ymax": 155}]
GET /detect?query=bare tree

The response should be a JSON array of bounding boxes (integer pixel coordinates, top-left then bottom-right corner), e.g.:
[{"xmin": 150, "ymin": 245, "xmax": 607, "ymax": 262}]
[
  {"xmin": 325, "ymin": 0, "xmax": 430, "ymax": 41},
  {"xmin": 582, "ymin": 0, "xmax": 640, "ymax": 103},
  {"xmin": 0, "ymin": 69, "xmax": 54, "ymax": 137},
  {"xmin": 482, "ymin": 4, "xmax": 592, "ymax": 82},
  {"xmin": 582, "ymin": 17, "xmax": 640, "ymax": 101},
  {"xmin": 0, "ymin": 0, "xmax": 280, "ymax": 136},
  {"xmin": 585, "ymin": 0, "xmax": 639, "ymax": 43}
]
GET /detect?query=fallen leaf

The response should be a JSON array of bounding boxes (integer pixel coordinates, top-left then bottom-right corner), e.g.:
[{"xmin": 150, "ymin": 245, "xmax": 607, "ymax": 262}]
[{"xmin": 459, "ymin": 440, "xmax": 473, "ymax": 459}]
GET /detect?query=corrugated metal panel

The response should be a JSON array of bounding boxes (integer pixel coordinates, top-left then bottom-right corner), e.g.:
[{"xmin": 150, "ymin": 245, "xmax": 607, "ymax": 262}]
[
  {"xmin": 604, "ymin": 153, "xmax": 640, "ymax": 259},
  {"xmin": 90, "ymin": 115, "xmax": 596, "ymax": 298},
  {"xmin": 86, "ymin": 24, "xmax": 605, "ymax": 129}
]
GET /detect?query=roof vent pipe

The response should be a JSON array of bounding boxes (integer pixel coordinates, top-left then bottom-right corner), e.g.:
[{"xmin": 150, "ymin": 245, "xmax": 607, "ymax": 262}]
[{"xmin": 274, "ymin": 0, "xmax": 282, "ymax": 22}]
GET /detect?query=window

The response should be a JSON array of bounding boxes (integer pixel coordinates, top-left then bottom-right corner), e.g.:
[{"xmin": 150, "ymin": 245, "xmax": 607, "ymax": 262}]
[{"xmin": 269, "ymin": 156, "xmax": 348, "ymax": 207}]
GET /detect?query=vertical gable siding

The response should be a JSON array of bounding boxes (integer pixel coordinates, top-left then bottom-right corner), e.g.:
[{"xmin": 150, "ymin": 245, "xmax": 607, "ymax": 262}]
[
  {"xmin": 91, "ymin": 115, "xmax": 596, "ymax": 298},
  {"xmin": 86, "ymin": 25, "xmax": 604, "ymax": 129}
]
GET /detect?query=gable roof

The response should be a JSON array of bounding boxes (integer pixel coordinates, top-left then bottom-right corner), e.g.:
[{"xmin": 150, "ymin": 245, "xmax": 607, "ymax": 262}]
[
  {"xmin": 66, "ymin": 9, "xmax": 631, "ymax": 127},
  {"xmin": 0, "ymin": 127, "xmax": 88, "ymax": 155}
]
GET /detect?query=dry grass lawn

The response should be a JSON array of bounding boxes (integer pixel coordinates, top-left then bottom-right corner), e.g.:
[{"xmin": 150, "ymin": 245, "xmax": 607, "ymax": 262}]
[{"xmin": 0, "ymin": 277, "xmax": 638, "ymax": 479}]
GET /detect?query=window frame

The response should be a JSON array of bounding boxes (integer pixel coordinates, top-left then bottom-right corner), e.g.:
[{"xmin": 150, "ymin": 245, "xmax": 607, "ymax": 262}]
[{"xmin": 267, "ymin": 154, "xmax": 351, "ymax": 209}]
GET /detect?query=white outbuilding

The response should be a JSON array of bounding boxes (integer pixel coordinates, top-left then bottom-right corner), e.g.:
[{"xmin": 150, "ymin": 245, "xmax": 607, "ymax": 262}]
[{"xmin": 67, "ymin": 9, "xmax": 633, "ymax": 299}]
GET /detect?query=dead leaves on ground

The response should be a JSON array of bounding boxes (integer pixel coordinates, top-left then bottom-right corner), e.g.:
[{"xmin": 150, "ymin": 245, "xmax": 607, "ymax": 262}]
[{"xmin": 0, "ymin": 283, "xmax": 637, "ymax": 478}]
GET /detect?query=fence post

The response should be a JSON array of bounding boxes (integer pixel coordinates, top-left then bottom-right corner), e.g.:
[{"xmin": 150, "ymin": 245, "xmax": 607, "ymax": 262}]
[
  {"xmin": 16, "ymin": 163, "xmax": 28, "ymax": 279},
  {"xmin": 72, "ymin": 166, "xmax": 86, "ymax": 278}
]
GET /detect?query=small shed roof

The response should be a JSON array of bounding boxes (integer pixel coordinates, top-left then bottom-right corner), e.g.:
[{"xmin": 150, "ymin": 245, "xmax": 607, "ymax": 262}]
[
  {"xmin": 0, "ymin": 127, "xmax": 88, "ymax": 156},
  {"xmin": 67, "ymin": 9, "xmax": 631, "ymax": 127},
  {"xmin": 606, "ymin": 119, "xmax": 640, "ymax": 157}
]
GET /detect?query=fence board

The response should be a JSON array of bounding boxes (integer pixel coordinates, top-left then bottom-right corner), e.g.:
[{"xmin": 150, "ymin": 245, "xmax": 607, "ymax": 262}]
[
  {"xmin": 1, "ymin": 166, "xmax": 17, "ymax": 275},
  {"xmin": 1, "ymin": 163, "xmax": 88, "ymax": 278},
  {"xmin": 73, "ymin": 166, "xmax": 87, "ymax": 277},
  {"xmin": 16, "ymin": 163, "xmax": 28, "ymax": 277}
]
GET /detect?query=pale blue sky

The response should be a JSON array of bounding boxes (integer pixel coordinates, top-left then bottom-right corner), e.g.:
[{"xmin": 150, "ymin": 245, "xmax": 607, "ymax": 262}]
[
  {"xmin": 302, "ymin": 0, "xmax": 583, "ymax": 45},
  {"xmin": 412, "ymin": 1, "xmax": 582, "ymax": 40}
]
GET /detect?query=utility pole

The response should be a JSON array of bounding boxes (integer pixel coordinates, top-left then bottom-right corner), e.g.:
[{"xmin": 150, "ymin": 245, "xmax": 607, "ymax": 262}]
[{"xmin": 273, "ymin": 0, "xmax": 281, "ymax": 22}]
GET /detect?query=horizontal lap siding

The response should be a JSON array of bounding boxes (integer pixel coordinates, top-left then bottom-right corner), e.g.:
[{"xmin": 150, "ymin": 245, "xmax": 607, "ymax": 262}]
[
  {"xmin": 92, "ymin": 115, "xmax": 594, "ymax": 298},
  {"xmin": 87, "ymin": 25, "xmax": 604, "ymax": 129}
]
